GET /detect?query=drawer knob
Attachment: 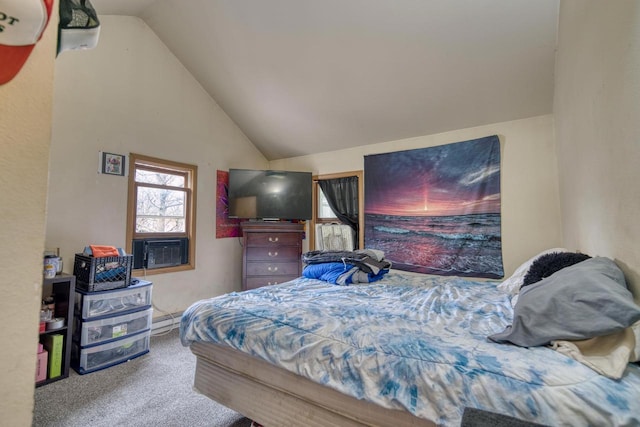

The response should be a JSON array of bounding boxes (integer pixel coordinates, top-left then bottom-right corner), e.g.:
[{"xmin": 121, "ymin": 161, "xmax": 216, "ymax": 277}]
[
  {"xmin": 268, "ymin": 281, "xmax": 279, "ymax": 285},
  {"xmin": 268, "ymin": 251, "xmax": 279, "ymax": 257},
  {"xmin": 268, "ymin": 236, "xmax": 279, "ymax": 242},
  {"xmin": 267, "ymin": 266, "xmax": 278, "ymax": 272}
]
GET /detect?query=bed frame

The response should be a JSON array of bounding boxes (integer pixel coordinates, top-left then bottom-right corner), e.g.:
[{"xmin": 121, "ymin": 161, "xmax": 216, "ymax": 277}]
[{"xmin": 190, "ymin": 341, "xmax": 436, "ymax": 427}]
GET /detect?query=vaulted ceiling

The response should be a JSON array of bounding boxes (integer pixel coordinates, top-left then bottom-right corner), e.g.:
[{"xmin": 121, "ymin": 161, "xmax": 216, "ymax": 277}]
[{"xmin": 89, "ymin": 0, "xmax": 560, "ymax": 160}]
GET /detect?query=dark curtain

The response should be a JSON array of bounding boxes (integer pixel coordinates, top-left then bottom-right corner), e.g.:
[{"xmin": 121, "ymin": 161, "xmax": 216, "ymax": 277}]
[{"xmin": 318, "ymin": 176, "xmax": 359, "ymax": 249}]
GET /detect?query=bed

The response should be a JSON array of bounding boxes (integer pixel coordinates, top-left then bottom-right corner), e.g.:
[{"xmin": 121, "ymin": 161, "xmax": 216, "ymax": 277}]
[{"xmin": 180, "ymin": 252, "xmax": 640, "ymax": 426}]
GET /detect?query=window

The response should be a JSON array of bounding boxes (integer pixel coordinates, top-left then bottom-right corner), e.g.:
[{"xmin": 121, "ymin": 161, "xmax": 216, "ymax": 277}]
[
  {"xmin": 311, "ymin": 171, "xmax": 364, "ymax": 250},
  {"xmin": 126, "ymin": 154, "xmax": 197, "ymax": 274},
  {"xmin": 317, "ymin": 189, "xmax": 338, "ymax": 220}
]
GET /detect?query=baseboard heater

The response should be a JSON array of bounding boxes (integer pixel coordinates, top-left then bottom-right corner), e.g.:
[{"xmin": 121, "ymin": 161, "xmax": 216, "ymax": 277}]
[{"xmin": 152, "ymin": 312, "xmax": 183, "ymax": 334}]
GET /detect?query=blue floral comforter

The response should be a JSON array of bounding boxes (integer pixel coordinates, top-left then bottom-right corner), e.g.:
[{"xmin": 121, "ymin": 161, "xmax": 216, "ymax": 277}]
[{"xmin": 180, "ymin": 272, "xmax": 640, "ymax": 426}]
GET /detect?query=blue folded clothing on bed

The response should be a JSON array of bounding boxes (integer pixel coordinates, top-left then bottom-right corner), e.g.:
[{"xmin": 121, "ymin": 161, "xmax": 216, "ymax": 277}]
[
  {"xmin": 303, "ymin": 261, "xmax": 389, "ymax": 285},
  {"xmin": 303, "ymin": 262, "xmax": 346, "ymax": 283},
  {"xmin": 302, "ymin": 249, "xmax": 390, "ymax": 275}
]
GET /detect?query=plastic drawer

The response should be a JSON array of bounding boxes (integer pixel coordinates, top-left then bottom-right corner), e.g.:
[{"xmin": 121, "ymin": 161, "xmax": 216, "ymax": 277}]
[
  {"xmin": 72, "ymin": 330, "xmax": 150, "ymax": 374},
  {"xmin": 75, "ymin": 280, "xmax": 152, "ymax": 320},
  {"xmin": 74, "ymin": 307, "xmax": 153, "ymax": 346}
]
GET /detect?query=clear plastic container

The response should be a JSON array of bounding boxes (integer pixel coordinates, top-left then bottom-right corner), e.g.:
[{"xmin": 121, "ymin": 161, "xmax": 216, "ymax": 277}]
[
  {"xmin": 74, "ymin": 307, "xmax": 152, "ymax": 346},
  {"xmin": 75, "ymin": 280, "xmax": 152, "ymax": 320},
  {"xmin": 72, "ymin": 330, "xmax": 150, "ymax": 374}
]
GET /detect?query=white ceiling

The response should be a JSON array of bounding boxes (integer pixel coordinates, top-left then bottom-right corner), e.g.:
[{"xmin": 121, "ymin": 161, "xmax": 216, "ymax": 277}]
[{"xmin": 89, "ymin": 0, "xmax": 560, "ymax": 160}]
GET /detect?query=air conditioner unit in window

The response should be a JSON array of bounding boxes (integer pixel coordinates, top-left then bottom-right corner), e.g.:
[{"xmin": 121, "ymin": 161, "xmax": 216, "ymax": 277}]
[{"xmin": 132, "ymin": 238, "xmax": 188, "ymax": 269}]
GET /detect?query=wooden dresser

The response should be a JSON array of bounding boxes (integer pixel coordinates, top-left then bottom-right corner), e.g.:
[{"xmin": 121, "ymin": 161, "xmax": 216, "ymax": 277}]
[{"xmin": 241, "ymin": 221, "xmax": 305, "ymax": 290}]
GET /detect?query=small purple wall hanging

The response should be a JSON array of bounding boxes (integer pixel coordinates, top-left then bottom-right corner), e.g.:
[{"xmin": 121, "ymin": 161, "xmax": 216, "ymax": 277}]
[{"xmin": 216, "ymin": 170, "xmax": 241, "ymax": 238}]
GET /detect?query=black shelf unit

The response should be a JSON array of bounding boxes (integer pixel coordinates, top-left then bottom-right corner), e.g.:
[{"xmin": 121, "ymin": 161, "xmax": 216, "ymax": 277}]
[{"xmin": 37, "ymin": 273, "xmax": 75, "ymax": 387}]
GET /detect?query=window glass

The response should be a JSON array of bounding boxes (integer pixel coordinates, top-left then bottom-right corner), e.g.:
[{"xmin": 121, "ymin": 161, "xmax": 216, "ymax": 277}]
[
  {"xmin": 135, "ymin": 169, "xmax": 185, "ymax": 187},
  {"xmin": 317, "ymin": 188, "xmax": 337, "ymax": 219},
  {"xmin": 135, "ymin": 187, "xmax": 186, "ymax": 233}
]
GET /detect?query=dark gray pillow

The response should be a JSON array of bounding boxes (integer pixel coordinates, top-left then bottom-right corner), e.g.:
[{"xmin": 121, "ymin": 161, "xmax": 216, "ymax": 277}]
[{"xmin": 489, "ymin": 257, "xmax": 640, "ymax": 347}]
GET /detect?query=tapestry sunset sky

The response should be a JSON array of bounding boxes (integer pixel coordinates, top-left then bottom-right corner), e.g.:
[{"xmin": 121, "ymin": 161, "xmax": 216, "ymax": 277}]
[{"xmin": 364, "ymin": 136, "xmax": 501, "ymax": 217}]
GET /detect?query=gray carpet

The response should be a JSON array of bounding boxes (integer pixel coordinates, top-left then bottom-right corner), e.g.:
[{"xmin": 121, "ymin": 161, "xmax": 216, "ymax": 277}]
[{"xmin": 33, "ymin": 328, "xmax": 252, "ymax": 427}]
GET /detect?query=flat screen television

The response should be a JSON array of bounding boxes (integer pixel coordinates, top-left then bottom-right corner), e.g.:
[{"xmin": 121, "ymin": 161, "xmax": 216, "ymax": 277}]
[{"xmin": 227, "ymin": 168, "xmax": 313, "ymax": 220}]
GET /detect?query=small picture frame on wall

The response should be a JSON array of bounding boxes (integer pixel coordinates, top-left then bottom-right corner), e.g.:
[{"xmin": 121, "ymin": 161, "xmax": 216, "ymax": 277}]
[{"xmin": 99, "ymin": 152, "xmax": 127, "ymax": 176}]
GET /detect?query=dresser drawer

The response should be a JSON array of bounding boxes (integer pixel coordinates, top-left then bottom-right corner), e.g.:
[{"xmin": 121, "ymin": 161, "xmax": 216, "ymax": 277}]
[
  {"xmin": 246, "ymin": 261, "xmax": 300, "ymax": 276},
  {"xmin": 246, "ymin": 246, "xmax": 300, "ymax": 261},
  {"xmin": 245, "ymin": 276, "xmax": 299, "ymax": 290},
  {"xmin": 246, "ymin": 232, "xmax": 301, "ymax": 247}
]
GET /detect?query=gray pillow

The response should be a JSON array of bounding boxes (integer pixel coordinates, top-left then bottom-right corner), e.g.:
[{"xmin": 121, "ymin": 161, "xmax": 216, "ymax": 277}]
[{"xmin": 489, "ymin": 257, "xmax": 640, "ymax": 347}]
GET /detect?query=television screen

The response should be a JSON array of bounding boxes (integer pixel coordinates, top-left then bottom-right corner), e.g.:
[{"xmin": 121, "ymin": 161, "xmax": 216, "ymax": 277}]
[{"xmin": 228, "ymin": 169, "xmax": 313, "ymax": 220}]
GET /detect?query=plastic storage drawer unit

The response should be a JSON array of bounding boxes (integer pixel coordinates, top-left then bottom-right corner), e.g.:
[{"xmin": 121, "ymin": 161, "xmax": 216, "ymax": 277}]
[
  {"xmin": 72, "ymin": 330, "xmax": 150, "ymax": 374},
  {"xmin": 74, "ymin": 307, "xmax": 152, "ymax": 346},
  {"xmin": 75, "ymin": 280, "xmax": 152, "ymax": 320}
]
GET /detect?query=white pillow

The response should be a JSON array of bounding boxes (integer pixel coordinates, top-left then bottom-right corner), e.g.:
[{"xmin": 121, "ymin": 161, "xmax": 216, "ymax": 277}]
[{"xmin": 497, "ymin": 247, "xmax": 569, "ymax": 295}]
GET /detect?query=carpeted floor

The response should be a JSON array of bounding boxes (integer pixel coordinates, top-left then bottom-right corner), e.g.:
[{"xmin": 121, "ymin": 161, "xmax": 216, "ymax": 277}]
[{"xmin": 33, "ymin": 328, "xmax": 252, "ymax": 427}]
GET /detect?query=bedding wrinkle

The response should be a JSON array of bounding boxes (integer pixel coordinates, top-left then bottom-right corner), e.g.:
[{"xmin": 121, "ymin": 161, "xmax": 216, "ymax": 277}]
[{"xmin": 180, "ymin": 273, "xmax": 640, "ymax": 427}]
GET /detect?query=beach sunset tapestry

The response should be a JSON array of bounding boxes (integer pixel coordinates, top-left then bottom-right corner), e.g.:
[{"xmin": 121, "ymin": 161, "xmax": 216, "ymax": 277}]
[{"xmin": 364, "ymin": 135, "xmax": 503, "ymax": 278}]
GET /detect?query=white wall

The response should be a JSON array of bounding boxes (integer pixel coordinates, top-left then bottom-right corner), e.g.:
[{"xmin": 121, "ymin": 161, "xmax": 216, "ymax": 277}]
[
  {"xmin": 271, "ymin": 115, "xmax": 563, "ymax": 277},
  {"xmin": 48, "ymin": 16, "xmax": 268, "ymax": 315},
  {"xmin": 554, "ymin": 0, "xmax": 640, "ymax": 300},
  {"xmin": 0, "ymin": 2, "xmax": 58, "ymax": 424}
]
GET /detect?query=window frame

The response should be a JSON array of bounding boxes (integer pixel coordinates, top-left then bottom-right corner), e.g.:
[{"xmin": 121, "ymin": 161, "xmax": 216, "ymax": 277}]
[
  {"xmin": 126, "ymin": 153, "xmax": 197, "ymax": 275},
  {"xmin": 310, "ymin": 170, "xmax": 364, "ymax": 250}
]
